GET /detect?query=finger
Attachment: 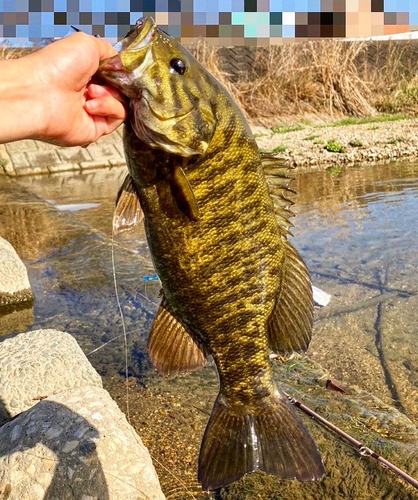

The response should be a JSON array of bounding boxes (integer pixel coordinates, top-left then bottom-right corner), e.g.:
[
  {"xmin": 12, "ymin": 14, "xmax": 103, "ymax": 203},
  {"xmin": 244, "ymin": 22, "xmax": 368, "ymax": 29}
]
[
  {"xmin": 87, "ymin": 83, "xmax": 126, "ymax": 104},
  {"xmin": 92, "ymin": 36, "xmax": 119, "ymax": 60},
  {"xmin": 85, "ymin": 95, "xmax": 127, "ymax": 121}
]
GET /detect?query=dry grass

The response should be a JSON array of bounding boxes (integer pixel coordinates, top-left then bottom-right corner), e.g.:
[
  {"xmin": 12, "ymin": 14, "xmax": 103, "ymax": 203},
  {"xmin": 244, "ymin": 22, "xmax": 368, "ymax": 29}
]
[
  {"xmin": 193, "ymin": 39, "xmax": 418, "ymax": 123},
  {"xmin": 0, "ymin": 45, "xmax": 38, "ymax": 60}
]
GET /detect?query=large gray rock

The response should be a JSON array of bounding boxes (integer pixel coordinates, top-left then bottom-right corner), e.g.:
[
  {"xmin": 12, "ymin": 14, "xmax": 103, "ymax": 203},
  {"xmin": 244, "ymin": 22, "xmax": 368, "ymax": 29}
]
[
  {"xmin": 0, "ymin": 237, "xmax": 33, "ymax": 307},
  {"xmin": 0, "ymin": 386, "xmax": 165, "ymax": 500},
  {"xmin": 0, "ymin": 329, "xmax": 102, "ymax": 424}
]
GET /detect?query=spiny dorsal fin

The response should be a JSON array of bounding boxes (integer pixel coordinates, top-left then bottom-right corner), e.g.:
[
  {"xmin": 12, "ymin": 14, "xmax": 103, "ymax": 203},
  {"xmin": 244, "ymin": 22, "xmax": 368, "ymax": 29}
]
[
  {"xmin": 261, "ymin": 153, "xmax": 295, "ymax": 236},
  {"xmin": 268, "ymin": 241, "xmax": 314, "ymax": 354},
  {"xmin": 113, "ymin": 173, "xmax": 144, "ymax": 234},
  {"xmin": 148, "ymin": 297, "xmax": 208, "ymax": 376},
  {"xmin": 156, "ymin": 165, "xmax": 200, "ymax": 222}
]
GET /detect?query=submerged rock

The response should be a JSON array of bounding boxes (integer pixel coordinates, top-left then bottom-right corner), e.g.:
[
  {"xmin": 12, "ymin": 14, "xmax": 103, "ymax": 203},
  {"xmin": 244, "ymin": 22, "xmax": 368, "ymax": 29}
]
[
  {"xmin": 0, "ymin": 329, "xmax": 102, "ymax": 424},
  {"xmin": 0, "ymin": 237, "xmax": 33, "ymax": 308},
  {"xmin": 0, "ymin": 386, "xmax": 165, "ymax": 500}
]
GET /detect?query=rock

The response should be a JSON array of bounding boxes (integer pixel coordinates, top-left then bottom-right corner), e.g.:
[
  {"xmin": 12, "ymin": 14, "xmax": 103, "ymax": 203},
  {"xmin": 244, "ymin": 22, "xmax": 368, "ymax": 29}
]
[
  {"xmin": 0, "ymin": 237, "xmax": 33, "ymax": 307},
  {"xmin": 0, "ymin": 329, "xmax": 102, "ymax": 424},
  {"xmin": 0, "ymin": 386, "xmax": 165, "ymax": 500}
]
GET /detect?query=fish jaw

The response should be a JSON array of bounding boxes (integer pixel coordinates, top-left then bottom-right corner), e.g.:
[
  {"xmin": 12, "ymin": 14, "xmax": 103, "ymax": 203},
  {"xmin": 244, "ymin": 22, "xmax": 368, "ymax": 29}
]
[{"xmin": 96, "ymin": 16, "xmax": 216, "ymax": 157}]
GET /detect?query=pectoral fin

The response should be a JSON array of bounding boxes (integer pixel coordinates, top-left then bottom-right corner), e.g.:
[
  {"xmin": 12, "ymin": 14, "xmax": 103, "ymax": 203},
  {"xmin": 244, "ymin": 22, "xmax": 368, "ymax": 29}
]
[
  {"xmin": 113, "ymin": 174, "xmax": 144, "ymax": 234},
  {"xmin": 148, "ymin": 297, "xmax": 208, "ymax": 376},
  {"xmin": 268, "ymin": 241, "xmax": 314, "ymax": 354},
  {"xmin": 156, "ymin": 165, "xmax": 200, "ymax": 221}
]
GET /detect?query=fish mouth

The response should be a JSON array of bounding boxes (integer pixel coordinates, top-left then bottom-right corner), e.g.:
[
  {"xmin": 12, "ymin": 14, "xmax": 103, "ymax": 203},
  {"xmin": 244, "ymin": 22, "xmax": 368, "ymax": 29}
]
[{"xmin": 97, "ymin": 17, "xmax": 157, "ymax": 94}]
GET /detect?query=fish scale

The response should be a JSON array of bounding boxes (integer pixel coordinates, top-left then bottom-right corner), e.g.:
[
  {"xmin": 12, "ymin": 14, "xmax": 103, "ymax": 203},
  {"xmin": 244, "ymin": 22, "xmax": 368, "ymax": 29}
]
[{"xmin": 98, "ymin": 16, "xmax": 324, "ymax": 492}]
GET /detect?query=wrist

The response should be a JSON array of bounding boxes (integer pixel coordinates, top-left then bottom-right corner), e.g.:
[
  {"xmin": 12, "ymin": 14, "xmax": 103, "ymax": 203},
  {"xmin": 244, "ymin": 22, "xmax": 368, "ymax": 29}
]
[{"xmin": 0, "ymin": 56, "xmax": 46, "ymax": 144}]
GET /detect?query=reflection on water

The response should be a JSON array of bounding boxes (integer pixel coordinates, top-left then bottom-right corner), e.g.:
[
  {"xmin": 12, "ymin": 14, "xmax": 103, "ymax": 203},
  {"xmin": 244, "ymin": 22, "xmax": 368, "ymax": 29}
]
[{"xmin": 1, "ymin": 162, "xmax": 418, "ymax": 498}]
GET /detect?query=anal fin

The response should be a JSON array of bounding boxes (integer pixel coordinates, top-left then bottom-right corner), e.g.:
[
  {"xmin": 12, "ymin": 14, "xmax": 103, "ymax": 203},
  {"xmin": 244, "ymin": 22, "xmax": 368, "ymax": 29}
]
[
  {"xmin": 148, "ymin": 297, "xmax": 208, "ymax": 376},
  {"xmin": 268, "ymin": 241, "xmax": 314, "ymax": 354}
]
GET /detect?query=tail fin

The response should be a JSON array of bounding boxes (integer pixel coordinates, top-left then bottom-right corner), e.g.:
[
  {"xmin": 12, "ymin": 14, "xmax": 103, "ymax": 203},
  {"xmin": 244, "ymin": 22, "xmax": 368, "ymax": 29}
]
[{"xmin": 198, "ymin": 392, "xmax": 324, "ymax": 491}]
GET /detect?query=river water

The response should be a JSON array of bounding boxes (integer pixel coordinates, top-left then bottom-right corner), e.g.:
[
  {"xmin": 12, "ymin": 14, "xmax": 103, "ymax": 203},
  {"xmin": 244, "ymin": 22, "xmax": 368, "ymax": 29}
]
[{"xmin": 1, "ymin": 160, "xmax": 417, "ymax": 498}]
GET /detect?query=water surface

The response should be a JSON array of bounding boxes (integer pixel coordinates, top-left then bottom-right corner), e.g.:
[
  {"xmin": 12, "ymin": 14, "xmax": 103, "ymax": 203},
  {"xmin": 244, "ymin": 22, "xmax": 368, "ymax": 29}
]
[{"xmin": 1, "ymin": 161, "xmax": 418, "ymax": 498}]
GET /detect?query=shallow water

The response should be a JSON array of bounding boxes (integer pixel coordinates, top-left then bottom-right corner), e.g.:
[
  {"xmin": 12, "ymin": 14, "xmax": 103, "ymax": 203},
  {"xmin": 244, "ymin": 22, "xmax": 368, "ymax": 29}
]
[{"xmin": 1, "ymin": 161, "xmax": 418, "ymax": 498}]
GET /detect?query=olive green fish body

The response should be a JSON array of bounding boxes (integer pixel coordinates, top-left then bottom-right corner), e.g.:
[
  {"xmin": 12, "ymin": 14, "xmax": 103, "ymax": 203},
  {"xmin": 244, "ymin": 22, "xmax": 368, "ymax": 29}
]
[{"xmin": 99, "ymin": 17, "xmax": 324, "ymax": 491}]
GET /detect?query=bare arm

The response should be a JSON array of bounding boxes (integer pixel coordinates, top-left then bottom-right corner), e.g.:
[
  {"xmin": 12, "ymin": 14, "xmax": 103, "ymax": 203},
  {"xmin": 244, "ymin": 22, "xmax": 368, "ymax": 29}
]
[{"xmin": 0, "ymin": 32, "xmax": 127, "ymax": 147}]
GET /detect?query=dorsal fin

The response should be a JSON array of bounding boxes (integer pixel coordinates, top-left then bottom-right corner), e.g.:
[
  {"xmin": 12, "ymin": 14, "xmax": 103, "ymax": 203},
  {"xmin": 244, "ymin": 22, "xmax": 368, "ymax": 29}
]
[
  {"xmin": 261, "ymin": 153, "xmax": 295, "ymax": 236},
  {"xmin": 268, "ymin": 241, "xmax": 314, "ymax": 354},
  {"xmin": 113, "ymin": 173, "xmax": 144, "ymax": 234},
  {"xmin": 148, "ymin": 296, "xmax": 208, "ymax": 376}
]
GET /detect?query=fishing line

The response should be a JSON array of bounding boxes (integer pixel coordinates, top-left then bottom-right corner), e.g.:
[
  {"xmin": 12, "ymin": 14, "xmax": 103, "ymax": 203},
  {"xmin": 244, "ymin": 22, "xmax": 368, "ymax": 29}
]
[
  {"xmin": 286, "ymin": 392, "xmax": 418, "ymax": 490},
  {"xmin": 111, "ymin": 228, "xmax": 198, "ymax": 499},
  {"xmin": 111, "ymin": 230, "xmax": 130, "ymax": 423}
]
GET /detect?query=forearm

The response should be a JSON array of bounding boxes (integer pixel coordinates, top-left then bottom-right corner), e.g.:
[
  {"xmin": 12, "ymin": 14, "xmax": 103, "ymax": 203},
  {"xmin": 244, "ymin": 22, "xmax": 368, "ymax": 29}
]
[{"xmin": 0, "ymin": 57, "xmax": 45, "ymax": 144}]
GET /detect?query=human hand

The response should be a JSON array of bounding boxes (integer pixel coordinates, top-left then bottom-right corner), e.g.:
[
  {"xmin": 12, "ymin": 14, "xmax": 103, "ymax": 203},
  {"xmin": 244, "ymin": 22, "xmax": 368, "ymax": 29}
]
[{"xmin": 1, "ymin": 32, "xmax": 127, "ymax": 147}]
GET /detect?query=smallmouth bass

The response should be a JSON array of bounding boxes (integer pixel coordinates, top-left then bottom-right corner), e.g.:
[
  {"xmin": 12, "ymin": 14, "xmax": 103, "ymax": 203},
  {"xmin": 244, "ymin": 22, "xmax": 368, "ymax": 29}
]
[{"xmin": 98, "ymin": 17, "xmax": 324, "ymax": 491}]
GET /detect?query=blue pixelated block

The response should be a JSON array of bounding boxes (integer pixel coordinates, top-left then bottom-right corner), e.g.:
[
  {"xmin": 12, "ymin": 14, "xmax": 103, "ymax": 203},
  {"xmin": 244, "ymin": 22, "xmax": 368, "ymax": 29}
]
[
  {"xmin": 120, "ymin": 0, "xmax": 131, "ymax": 9},
  {"xmin": 244, "ymin": 24, "xmax": 257, "ymax": 37},
  {"xmin": 16, "ymin": 24, "xmax": 29, "ymax": 37},
  {"xmin": 193, "ymin": 11, "xmax": 207, "ymax": 24},
  {"xmin": 79, "ymin": 0, "xmax": 92, "ymax": 11},
  {"xmin": 130, "ymin": 12, "xmax": 143, "ymax": 23},
  {"xmin": 104, "ymin": 24, "xmax": 118, "ymax": 37},
  {"xmin": 231, "ymin": 0, "xmax": 244, "ymax": 11},
  {"xmin": 155, "ymin": 0, "xmax": 168, "ymax": 10},
  {"xmin": 411, "ymin": 12, "xmax": 418, "ymax": 24},
  {"xmin": 2, "ymin": 0, "xmax": 17, "ymax": 11},
  {"xmin": 16, "ymin": 0, "xmax": 29, "ymax": 11},
  {"xmin": 294, "ymin": 0, "xmax": 308, "ymax": 11},
  {"xmin": 54, "ymin": 0, "xmax": 67, "ymax": 11},
  {"xmin": 219, "ymin": 0, "xmax": 233, "ymax": 10},
  {"xmin": 92, "ymin": 0, "xmax": 106, "ymax": 10},
  {"xmin": 232, "ymin": 11, "xmax": 245, "ymax": 24},
  {"xmin": 205, "ymin": 11, "xmax": 219, "ymax": 24},
  {"xmin": 308, "ymin": 0, "xmax": 320, "ymax": 11},
  {"xmin": 270, "ymin": 0, "xmax": 282, "ymax": 9},
  {"xmin": 41, "ymin": 11, "xmax": 54, "ymax": 24},
  {"xmin": 282, "ymin": 24, "xmax": 295, "ymax": 37}
]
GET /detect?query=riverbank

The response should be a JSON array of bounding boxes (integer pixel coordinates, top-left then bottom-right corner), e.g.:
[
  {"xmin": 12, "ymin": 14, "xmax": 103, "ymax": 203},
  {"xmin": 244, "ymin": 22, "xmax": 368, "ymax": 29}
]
[
  {"xmin": 254, "ymin": 115, "xmax": 418, "ymax": 171},
  {"xmin": 1, "ymin": 115, "xmax": 418, "ymax": 177}
]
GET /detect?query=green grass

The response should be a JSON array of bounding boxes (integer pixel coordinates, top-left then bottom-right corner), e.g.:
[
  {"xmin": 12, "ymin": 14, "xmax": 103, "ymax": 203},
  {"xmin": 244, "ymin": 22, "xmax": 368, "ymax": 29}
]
[
  {"xmin": 0, "ymin": 158, "xmax": 9, "ymax": 169},
  {"xmin": 266, "ymin": 114, "xmax": 410, "ymax": 140},
  {"xmin": 326, "ymin": 165, "xmax": 344, "ymax": 174},
  {"xmin": 325, "ymin": 140, "xmax": 345, "ymax": 153},
  {"xmin": 271, "ymin": 145, "xmax": 288, "ymax": 153},
  {"xmin": 328, "ymin": 114, "xmax": 409, "ymax": 127},
  {"xmin": 387, "ymin": 137, "xmax": 405, "ymax": 145},
  {"xmin": 272, "ymin": 125, "xmax": 304, "ymax": 134},
  {"xmin": 349, "ymin": 138, "xmax": 363, "ymax": 147}
]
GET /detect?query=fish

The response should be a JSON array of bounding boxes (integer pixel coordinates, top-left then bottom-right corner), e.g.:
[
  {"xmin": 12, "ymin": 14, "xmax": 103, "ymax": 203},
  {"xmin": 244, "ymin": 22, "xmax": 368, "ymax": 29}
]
[{"xmin": 98, "ymin": 17, "xmax": 324, "ymax": 491}]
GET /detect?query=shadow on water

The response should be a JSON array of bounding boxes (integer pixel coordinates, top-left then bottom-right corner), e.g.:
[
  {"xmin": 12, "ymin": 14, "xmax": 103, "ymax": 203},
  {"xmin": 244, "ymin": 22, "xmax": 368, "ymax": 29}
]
[{"xmin": 0, "ymin": 398, "xmax": 109, "ymax": 499}]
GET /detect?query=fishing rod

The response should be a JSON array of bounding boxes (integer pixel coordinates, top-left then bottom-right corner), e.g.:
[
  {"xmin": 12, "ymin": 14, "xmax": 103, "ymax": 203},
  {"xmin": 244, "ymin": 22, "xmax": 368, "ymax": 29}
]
[{"xmin": 285, "ymin": 392, "xmax": 418, "ymax": 490}]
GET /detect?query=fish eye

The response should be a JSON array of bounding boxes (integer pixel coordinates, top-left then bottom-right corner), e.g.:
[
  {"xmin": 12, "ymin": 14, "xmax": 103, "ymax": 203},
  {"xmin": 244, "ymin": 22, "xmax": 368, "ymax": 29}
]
[{"xmin": 170, "ymin": 58, "xmax": 187, "ymax": 75}]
